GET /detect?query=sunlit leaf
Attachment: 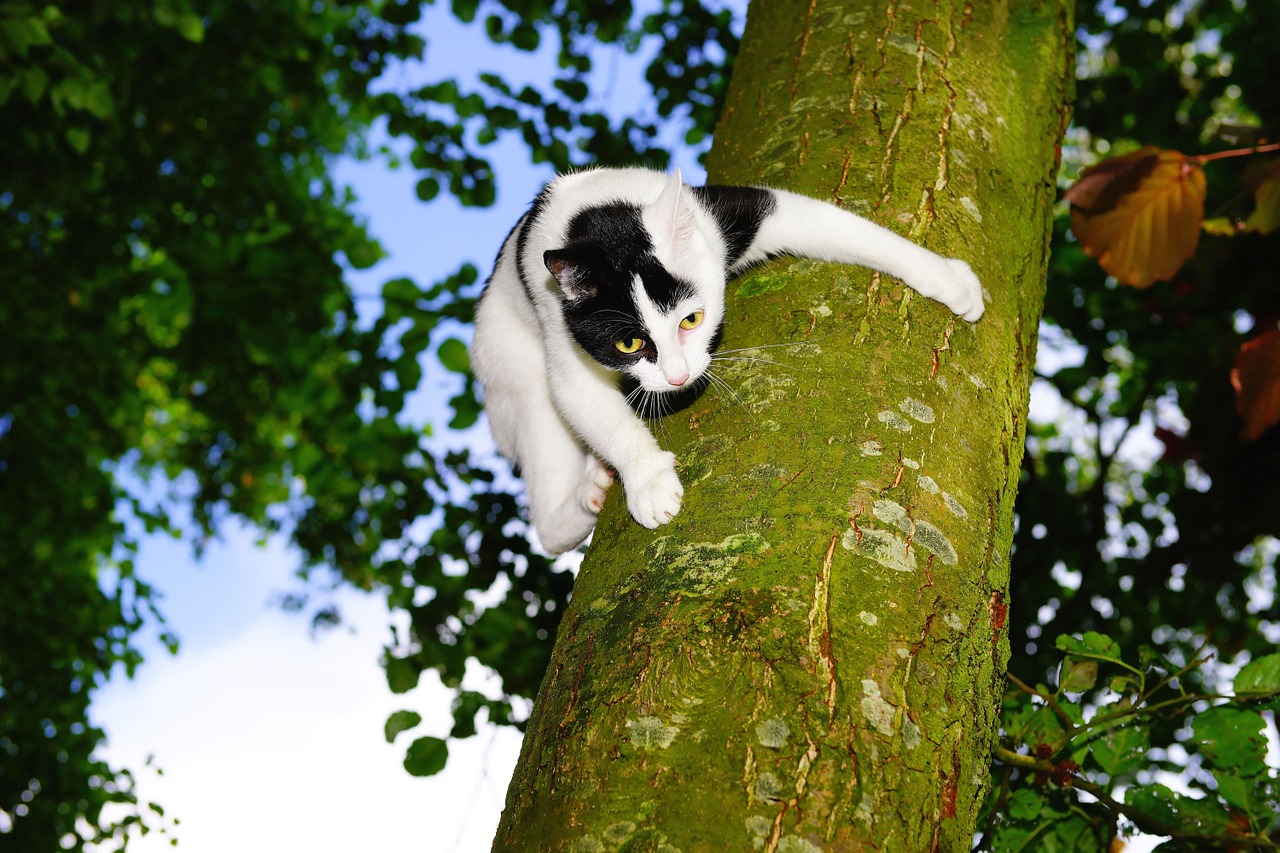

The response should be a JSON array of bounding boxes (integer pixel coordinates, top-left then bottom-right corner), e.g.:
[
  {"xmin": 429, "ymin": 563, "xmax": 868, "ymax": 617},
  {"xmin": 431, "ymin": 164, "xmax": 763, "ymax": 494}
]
[
  {"xmin": 1201, "ymin": 216, "xmax": 1240, "ymax": 236},
  {"xmin": 1229, "ymin": 328, "xmax": 1280, "ymax": 441},
  {"xmin": 1091, "ymin": 724, "xmax": 1148, "ymax": 777},
  {"xmin": 1055, "ymin": 631, "xmax": 1121, "ymax": 660},
  {"xmin": 1192, "ymin": 706, "xmax": 1268, "ymax": 778},
  {"xmin": 1234, "ymin": 652, "xmax": 1280, "ymax": 700},
  {"xmin": 1066, "ymin": 146, "xmax": 1206, "ymax": 287},
  {"xmin": 1059, "ymin": 657, "xmax": 1098, "ymax": 693},
  {"xmin": 1243, "ymin": 158, "xmax": 1280, "ymax": 234}
]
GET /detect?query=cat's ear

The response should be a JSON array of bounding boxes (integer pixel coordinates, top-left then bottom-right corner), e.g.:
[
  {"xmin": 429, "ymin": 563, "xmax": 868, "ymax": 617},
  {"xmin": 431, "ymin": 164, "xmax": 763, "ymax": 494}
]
[
  {"xmin": 545, "ymin": 248, "xmax": 597, "ymax": 300},
  {"xmin": 648, "ymin": 168, "xmax": 698, "ymax": 260}
]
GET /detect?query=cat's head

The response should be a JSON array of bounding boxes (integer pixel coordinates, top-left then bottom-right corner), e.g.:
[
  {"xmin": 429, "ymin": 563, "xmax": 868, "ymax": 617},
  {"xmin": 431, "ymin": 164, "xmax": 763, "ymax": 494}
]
[{"xmin": 545, "ymin": 170, "xmax": 725, "ymax": 396}]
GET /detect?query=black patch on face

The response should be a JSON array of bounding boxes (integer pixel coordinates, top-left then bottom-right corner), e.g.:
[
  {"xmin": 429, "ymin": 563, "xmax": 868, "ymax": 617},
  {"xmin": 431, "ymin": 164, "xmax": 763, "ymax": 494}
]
[
  {"xmin": 618, "ymin": 318, "xmax": 724, "ymax": 416},
  {"xmin": 552, "ymin": 203, "xmax": 699, "ymax": 370},
  {"xmin": 691, "ymin": 185, "xmax": 777, "ymax": 271}
]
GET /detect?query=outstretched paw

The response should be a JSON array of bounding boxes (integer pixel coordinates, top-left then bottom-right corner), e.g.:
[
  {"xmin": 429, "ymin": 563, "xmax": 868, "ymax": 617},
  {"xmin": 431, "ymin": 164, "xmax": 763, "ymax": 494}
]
[
  {"xmin": 936, "ymin": 258, "xmax": 985, "ymax": 322},
  {"xmin": 578, "ymin": 454, "xmax": 615, "ymax": 515},
  {"xmin": 624, "ymin": 452, "xmax": 684, "ymax": 529}
]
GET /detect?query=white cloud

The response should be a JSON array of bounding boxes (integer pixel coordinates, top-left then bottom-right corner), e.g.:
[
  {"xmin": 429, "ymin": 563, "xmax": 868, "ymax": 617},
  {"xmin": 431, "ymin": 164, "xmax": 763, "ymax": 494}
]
[{"xmin": 92, "ymin": 530, "xmax": 521, "ymax": 853}]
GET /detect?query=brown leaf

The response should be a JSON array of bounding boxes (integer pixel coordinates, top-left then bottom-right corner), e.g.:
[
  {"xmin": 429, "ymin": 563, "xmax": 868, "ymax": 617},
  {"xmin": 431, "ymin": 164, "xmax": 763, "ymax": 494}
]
[
  {"xmin": 1230, "ymin": 328, "xmax": 1280, "ymax": 441},
  {"xmin": 1067, "ymin": 146, "xmax": 1206, "ymax": 287}
]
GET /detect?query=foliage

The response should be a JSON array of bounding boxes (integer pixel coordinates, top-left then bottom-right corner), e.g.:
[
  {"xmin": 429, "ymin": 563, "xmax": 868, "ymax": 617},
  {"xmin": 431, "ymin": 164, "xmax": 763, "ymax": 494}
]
[
  {"xmin": 6, "ymin": 0, "xmax": 1280, "ymax": 849},
  {"xmin": 994, "ymin": 0, "xmax": 1280, "ymax": 847},
  {"xmin": 0, "ymin": 0, "xmax": 737, "ymax": 848},
  {"xmin": 981, "ymin": 635, "xmax": 1280, "ymax": 851}
]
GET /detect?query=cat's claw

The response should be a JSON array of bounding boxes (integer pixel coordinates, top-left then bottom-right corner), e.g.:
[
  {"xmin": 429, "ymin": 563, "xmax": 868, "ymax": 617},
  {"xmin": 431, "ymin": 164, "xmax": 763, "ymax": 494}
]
[
  {"xmin": 936, "ymin": 258, "xmax": 985, "ymax": 323},
  {"xmin": 579, "ymin": 454, "xmax": 615, "ymax": 514},
  {"xmin": 625, "ymin": 453, "xmax": 684, "ymax": 529}
]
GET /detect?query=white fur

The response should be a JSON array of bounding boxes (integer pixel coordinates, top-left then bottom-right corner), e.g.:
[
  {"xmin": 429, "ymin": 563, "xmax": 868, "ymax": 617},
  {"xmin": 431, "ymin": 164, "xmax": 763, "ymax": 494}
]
[{"xmin": 471, "ymin": 168, "xmax": 984, "ymax": 554}]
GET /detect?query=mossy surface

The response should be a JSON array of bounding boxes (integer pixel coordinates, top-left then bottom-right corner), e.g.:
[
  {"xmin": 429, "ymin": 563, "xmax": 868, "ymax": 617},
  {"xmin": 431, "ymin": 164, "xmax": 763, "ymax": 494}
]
[{"xmin": 495, "ymin": 2, "xmax": 1072, "ymax": 850}]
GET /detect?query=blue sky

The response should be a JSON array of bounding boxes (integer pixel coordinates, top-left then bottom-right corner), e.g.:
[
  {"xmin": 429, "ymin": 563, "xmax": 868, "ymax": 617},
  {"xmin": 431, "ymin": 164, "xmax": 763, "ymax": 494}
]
[{"xmin": 89, "ymin": 5, "xmax": 720, "ymax": 850}]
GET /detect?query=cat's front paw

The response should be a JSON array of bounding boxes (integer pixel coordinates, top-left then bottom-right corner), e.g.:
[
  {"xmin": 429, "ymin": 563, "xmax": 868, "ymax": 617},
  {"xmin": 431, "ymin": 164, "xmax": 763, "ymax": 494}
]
[
  {"xmin": 934, "ymin": 258, "xmax": 985, "ymax": 322},
  {"xmin": 624, "ymin": 452, "xmax": 684, "ymax": 529}
]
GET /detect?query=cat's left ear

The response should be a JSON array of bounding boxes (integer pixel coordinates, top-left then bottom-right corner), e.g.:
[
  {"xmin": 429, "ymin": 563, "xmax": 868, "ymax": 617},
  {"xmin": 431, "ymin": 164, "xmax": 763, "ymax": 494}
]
[
  {"xmin": 647, "ymin": 168, "xmax": 698, "ymax": 261},
  {"xmin": 545, "ymin": 246, "xmax": 598, "ymax": 300}
]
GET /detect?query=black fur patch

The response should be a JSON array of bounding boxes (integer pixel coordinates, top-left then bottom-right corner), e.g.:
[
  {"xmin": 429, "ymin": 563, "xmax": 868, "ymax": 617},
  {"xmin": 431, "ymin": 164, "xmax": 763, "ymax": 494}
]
[
  {"xmin": 691, "ymin": 185, "xmax": 777, "ymax": 271},
  {"xmin": 553, "ymin": 202, "xmax": 699, "ymax": 369}
]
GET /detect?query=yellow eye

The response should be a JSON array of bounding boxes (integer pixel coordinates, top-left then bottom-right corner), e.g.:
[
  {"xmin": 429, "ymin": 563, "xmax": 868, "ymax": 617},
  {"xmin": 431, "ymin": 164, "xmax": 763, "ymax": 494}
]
[
  {"xmin": 615, "ymin": 337, "xmax": 644, "ymax": 354},
  {"xmin": 679, "ymin": 310, "xmax": 704, "ymax": 330}
]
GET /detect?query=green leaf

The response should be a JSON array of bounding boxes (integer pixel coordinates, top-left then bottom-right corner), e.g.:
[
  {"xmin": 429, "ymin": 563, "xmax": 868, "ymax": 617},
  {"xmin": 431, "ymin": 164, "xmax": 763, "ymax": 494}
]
[
  {"xmin": 437, "ymin": 338, "xmax": 470, "ymax": 374},
  {"xmin": 448, "ymin": 388, "xmax": 481, "ymax": 430},
  {"xmin": 0, "ymin": 17, "xmax": 53, "ymax": 58},
  {"xmin": 1193, "ymin": 706, "xmax": 1268, "ymax": 777},
  {"xmin": 385, "ymin": 655, "xmax": 421, "ymax": 694},
  {"xmin": 382, "ymin": 276, "xmax": 421, "ymax": 306},
  {"xmin": 415, "ymin": 176, "xmax": 440, "ymax": 202},
  {"xmin": 384, "ymin": 710, "xmax": 423, "ymax": 743},
  {"xmin": 510, "ymin": 23, "xmax": 540, "ymax": 51},
  {"xmin": 1214, "ymin": 771, "xmax": 1258, "ymax": 814},
  {"xmin": 1091, "ymin": 724, "xmax": 1147, "ymax": 777},
  {"xmin": 1055, "ymin": 632, "xmax": 1121, "ymax": 660},
  {"xmin": 20, "ymin": 67, "xmax": 48, "ymax": 104},
  {"xmin": 1059, "ymin": 657, "xmax": 1098, "ymax": 693},
  {"xmin": 450, "ymin": 690, "xmax": 485, "ymax": 739},
  {"xmin": 65, "ymin": 127, "xmax": 90, "ymax": 153},
  {"xmin": 176, "ymin": 13, "xmax": 205, "ymax": 43},
  {"xmin": 1007, "ymin": 787, "xmax": 1043, "ymax": 821},
  {"xmin": 403, "ymin": 735, "xmax": 449, "ymax": 777},
  {"xmin": 1234, "ymin": 652, "xmax": 1280, "ymax": 700}
]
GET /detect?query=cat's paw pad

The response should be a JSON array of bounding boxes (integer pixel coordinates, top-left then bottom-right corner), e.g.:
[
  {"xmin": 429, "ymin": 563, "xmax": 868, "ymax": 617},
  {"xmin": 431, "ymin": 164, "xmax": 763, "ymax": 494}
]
[
  {"xmin": 578, "ymin": 455, "xmax": 615, "ymax": 514},
  {"xmin": 935, "ymin": 258, "xmax": 985, "ymax": 322},
  {"xmin": 625, "ymin": 454, "xmax": 684, "ymax": 529}
]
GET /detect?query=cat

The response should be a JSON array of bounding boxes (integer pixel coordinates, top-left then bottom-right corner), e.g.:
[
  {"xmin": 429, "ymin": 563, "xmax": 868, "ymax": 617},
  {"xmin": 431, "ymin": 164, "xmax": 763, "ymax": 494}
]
[{"xmin": 470, "ymin": 168, "xmax": 984, "ymax": 554}]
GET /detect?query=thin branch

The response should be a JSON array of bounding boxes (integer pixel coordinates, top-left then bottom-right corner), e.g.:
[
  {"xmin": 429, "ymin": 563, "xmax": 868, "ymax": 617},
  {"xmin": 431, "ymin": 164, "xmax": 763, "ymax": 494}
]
[{"xmin": 1186, "ymin": 140, "xmax": 1280, "ymax": 164}]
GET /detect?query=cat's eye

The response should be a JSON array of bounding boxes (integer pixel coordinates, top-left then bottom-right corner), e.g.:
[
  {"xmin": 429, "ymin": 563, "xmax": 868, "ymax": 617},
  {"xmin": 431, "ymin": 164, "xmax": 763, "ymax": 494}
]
[
  {"xmin": 679, "ymin": 310, "xmax": 704, "ymax": 330},
  {"xmin": 615, "ymin": 337, "xmax": 645, "ymax": 354}
]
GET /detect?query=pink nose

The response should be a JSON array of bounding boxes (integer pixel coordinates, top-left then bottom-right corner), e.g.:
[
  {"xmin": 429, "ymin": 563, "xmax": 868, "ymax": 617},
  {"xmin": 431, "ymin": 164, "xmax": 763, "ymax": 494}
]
[{"xmin": 668, "ymin": 372, "xmax": 689, "ymax": 387}]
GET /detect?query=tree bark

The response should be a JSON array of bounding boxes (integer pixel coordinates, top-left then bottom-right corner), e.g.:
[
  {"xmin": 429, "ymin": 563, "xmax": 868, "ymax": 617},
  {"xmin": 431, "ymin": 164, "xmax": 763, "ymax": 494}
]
[{"xmin": 494, "ymin": 1, "xmax": 1072, "ymax": 850}]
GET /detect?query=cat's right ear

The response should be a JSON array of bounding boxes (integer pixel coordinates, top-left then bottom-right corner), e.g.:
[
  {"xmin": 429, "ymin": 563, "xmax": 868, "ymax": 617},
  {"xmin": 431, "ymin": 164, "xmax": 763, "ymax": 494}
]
[{"xmin": 545, "ymin": 249, "xmax": 597, "ymax": 300}]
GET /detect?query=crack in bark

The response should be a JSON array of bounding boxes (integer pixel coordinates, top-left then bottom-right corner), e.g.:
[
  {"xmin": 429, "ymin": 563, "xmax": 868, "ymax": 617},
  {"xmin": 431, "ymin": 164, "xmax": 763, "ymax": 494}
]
[{"xmin": 807, "ymin": 534, "xmax": 840, "ymax": 727}]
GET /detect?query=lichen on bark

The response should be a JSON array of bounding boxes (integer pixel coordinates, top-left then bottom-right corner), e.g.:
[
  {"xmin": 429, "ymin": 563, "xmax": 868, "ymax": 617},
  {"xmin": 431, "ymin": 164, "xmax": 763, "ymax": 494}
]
[{"xmin": 494, "ymin": 2, "xmax": 1073, "ymax": 850}]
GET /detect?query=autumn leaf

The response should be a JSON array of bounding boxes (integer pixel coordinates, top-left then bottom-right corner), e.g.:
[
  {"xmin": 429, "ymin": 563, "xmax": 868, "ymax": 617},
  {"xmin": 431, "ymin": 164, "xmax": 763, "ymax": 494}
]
[
  {"xmin": 1230, "ymin": 327, "xmax": 1280, "ymax": 441},
  {"xmin": 1066, "ymin": 146, "xmax": 1206, "ymax": 287},
  {"xmin": 1243, "ymin": 157, "xmax": 1280, "ymax": 234}
]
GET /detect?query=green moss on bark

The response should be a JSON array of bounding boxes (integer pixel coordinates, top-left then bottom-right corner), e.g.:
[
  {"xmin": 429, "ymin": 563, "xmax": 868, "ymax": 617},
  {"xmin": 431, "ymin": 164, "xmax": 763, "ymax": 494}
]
[{"xmin": 495, "ymin": 1, "xmax": 1073, "ymax": 850}]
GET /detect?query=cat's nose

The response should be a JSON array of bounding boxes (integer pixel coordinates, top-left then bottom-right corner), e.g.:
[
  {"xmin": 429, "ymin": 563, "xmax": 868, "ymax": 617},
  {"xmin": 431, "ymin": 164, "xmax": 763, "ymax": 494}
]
[{"xmin": 662, "ymin": 359, "xmax": 690, "ymax": 386}]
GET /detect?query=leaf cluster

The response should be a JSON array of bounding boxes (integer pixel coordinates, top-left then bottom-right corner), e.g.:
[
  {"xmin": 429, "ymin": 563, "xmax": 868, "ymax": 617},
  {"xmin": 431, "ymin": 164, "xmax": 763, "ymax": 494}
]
[
  {"xmin": 1003, "ymin": 0, "xmax": 1280, "ymax": 846},
  {"xmin": 979, "ymin": 633, "xmax": 1280, "ymax": 851}
]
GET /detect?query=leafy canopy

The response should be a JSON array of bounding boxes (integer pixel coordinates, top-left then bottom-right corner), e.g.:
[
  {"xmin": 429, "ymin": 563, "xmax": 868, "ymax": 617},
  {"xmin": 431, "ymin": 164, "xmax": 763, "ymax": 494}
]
[
  {"xmin": 0, "ymin": 0, "xmax": 737, "ymax": 847},
  {"xmin": 4, "ymin": 0, "xmax": 1280, "ymax": 850}
]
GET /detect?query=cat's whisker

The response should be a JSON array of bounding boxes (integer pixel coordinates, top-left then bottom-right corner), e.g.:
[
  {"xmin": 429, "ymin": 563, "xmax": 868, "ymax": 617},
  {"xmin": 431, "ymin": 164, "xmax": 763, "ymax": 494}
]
[
  {"xmin": 704, "ymin": 370, "xmax": 755, "ymax": 420},
  {"xmin": 710, "ymin": 354, "xmax": 793, "ymax": 371}
]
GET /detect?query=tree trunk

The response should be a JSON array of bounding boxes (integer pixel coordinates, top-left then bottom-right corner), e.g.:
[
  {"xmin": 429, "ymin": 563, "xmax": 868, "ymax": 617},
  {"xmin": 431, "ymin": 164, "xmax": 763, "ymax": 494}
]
[{"xmin": 494, "ymin": 1, "xmax": 1072, "ymax": 850}]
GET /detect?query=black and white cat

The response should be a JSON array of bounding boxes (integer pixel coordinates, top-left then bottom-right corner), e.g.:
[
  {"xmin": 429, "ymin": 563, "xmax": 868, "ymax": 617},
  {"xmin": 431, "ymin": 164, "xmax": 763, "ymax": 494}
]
[{"xmin": 471, "ymin": 168, "xmax": 984, "ymax": 554}]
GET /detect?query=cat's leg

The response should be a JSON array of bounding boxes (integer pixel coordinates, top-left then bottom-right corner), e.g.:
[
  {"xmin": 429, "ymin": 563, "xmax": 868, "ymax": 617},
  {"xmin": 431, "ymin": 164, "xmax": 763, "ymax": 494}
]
[
  {"xmin": 545, "ymin": 349, "xmax": 683, "ymax": 529},
  {"xmin": 736, "ymin": 189, "xmax": 984, "ymax": 321},
  {"xmin": 517, "ymin": 412, "xmax": 611, "ymax": 554},
  {"xmin": 473, "ymin": 291, "xmax": 613, "ymax": 554}
]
